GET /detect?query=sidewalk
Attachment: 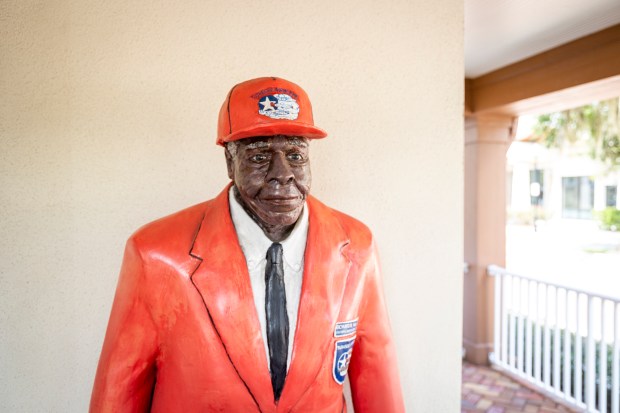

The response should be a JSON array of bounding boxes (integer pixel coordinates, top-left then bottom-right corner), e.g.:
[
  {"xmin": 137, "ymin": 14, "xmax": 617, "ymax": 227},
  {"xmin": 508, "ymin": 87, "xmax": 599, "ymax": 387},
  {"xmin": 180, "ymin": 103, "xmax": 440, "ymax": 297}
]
[
  {"xmin": 461, "ymin": 362, "xmax": 575, "ymax": 413},
  {"xmin": 506, "ymin": 221, "xmax": 620, "ymax": 299}
]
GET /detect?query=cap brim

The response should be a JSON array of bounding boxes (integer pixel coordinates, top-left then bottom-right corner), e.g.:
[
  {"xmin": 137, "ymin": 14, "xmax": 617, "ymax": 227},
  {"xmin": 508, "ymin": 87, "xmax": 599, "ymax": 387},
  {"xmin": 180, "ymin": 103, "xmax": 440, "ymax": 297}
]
[{"xmin": 217, "ymin": 121, "xmax": 328, "ymax": 146}]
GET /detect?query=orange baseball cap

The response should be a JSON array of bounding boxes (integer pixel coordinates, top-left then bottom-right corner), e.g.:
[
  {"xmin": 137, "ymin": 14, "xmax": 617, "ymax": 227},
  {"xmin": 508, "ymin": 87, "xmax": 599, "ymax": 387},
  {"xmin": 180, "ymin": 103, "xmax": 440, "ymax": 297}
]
[{"xmin": 216, "ymin": 77, "xmax": 328, "ymax": 146}]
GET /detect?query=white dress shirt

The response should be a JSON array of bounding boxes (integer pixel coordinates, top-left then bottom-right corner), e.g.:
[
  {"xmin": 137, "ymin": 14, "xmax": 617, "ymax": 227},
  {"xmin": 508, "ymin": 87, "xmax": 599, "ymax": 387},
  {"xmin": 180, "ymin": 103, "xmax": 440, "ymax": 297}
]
[{"xmin": 228, "ymin": 187, "xmax": 308, "ymax": 370}]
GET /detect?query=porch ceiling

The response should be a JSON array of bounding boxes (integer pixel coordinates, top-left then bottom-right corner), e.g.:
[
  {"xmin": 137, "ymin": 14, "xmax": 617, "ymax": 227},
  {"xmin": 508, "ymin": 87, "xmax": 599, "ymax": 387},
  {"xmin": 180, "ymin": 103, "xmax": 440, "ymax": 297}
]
[{"xmin": 465, "ymin": 0, "xmax": 620, "ymax": 78}]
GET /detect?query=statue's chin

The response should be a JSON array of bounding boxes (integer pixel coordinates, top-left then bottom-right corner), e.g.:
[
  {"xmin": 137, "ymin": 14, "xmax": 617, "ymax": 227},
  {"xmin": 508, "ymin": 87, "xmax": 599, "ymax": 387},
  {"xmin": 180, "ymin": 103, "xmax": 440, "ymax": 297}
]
[{"xmin": 256, "ymin": 208, "xmax": 303, "ymax": 229}]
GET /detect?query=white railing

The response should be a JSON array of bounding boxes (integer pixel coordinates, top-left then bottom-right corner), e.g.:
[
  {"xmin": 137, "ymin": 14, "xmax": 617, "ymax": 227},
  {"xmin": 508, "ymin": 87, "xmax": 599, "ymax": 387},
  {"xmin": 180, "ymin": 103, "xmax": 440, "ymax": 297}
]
[{"xmin": 488, "ymin": 265, "xmax": 620, "ymax": 413}]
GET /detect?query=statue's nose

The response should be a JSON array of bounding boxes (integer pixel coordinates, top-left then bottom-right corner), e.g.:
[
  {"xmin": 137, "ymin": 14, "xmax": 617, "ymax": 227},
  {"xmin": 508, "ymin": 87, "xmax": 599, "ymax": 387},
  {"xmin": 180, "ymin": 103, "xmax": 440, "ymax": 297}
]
[{"xmin": 266, "ymin": 152, "xmax": 294, "ymax": 185}]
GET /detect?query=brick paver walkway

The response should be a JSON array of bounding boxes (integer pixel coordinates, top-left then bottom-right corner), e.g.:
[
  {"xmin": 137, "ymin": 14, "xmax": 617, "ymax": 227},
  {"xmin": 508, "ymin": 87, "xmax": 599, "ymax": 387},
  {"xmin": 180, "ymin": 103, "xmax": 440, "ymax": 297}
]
[{"xmin": 461, "ymin": 362, "xmax": 575, "ymax": 413}]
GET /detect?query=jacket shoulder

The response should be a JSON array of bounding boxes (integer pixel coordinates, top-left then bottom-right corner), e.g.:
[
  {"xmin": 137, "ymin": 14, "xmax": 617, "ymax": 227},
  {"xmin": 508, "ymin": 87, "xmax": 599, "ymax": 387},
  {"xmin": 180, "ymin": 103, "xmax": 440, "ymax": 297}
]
[
  {"xmin": 308, "ymin": 196, "xmax": 374, "ymax": 252},
  {"xmin": 128, "ymin": 200, "xmax": 213, "ymax": 257}
]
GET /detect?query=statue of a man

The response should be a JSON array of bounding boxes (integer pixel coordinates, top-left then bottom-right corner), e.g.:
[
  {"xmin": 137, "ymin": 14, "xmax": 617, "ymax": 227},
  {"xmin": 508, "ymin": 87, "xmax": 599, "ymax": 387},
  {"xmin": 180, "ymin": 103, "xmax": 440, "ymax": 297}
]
[{"xmin": 90, "ymin": 77, "xmax": 404, "ymax": 413}]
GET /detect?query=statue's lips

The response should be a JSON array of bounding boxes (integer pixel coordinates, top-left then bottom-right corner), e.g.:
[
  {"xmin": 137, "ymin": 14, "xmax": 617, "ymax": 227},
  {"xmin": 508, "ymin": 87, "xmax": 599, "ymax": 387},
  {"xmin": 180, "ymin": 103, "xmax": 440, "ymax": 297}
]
[{"xmin": 259, "ymin": 195, "xmax": 302, "ymax": 210}]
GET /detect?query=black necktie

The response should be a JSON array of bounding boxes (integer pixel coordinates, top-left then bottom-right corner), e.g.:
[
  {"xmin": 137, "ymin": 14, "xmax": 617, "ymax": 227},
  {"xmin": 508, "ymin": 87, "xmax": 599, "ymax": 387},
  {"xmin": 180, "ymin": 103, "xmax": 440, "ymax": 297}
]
[{"xmin": 265, "ymin": 242, "xmax": 289, "ymax": 401}]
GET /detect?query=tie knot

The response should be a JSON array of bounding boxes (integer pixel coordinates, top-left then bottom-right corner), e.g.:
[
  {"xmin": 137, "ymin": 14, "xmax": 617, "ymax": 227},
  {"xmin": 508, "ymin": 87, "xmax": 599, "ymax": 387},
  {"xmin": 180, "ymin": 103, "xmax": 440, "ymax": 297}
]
[{"xmin": 267, "ymin": 242, "xmax": 283, "ymax": 264}]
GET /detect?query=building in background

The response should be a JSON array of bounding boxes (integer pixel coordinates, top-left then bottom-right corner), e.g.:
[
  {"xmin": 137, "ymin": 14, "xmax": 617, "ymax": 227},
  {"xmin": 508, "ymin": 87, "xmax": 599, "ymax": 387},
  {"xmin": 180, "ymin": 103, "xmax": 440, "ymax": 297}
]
[{"xmin": 507, "ymin": 115, "xmax": 620, "ymax": 227}]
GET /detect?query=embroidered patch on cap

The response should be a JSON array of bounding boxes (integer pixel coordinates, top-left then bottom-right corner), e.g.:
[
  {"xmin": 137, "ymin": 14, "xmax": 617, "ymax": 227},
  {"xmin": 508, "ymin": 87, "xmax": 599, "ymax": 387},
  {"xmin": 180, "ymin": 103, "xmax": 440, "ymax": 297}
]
[
  {"xmin": 334, "ymin": 319, "xmax": 358, "ymax": 337},
  {"xmin": 333, "ymin": 336, "xmax": 356, "ymax": 385},
  {"xmin": 258, "ymin": 94, "xmax": 299, "ymax": 120}
]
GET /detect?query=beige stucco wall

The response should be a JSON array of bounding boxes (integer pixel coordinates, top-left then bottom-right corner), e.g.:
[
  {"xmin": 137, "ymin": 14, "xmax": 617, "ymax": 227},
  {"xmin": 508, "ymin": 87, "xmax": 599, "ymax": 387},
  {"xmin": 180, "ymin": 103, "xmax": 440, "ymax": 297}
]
[{"xmin": 0, "ymin": 1, "xmax": 463, "ymax": 411}]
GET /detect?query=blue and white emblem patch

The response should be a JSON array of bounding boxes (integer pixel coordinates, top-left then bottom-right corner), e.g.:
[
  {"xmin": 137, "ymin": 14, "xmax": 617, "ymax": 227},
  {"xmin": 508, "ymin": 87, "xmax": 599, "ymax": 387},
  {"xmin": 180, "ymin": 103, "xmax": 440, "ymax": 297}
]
[
  {"xmin": 332, "ymin": 336, "xmax": 355, "ymax": 385},
  {"xmin": 258, "ymin": 94, "xmax": 299, "ymax": 120},
  {"xmin": 334, "ymin": 319, "xmax": 358, "ymax": 337}
]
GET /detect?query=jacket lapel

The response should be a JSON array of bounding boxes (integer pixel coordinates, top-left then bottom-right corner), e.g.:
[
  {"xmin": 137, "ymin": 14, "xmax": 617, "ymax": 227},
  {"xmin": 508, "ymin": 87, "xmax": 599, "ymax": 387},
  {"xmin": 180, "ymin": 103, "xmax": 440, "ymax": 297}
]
[
  {"xmin": 189, "ymin": 185, "xmax": 276, "ymax": 413},
  {"xmin": 277, "ymin": 196, "xmax": 352, "ymax": 412}
]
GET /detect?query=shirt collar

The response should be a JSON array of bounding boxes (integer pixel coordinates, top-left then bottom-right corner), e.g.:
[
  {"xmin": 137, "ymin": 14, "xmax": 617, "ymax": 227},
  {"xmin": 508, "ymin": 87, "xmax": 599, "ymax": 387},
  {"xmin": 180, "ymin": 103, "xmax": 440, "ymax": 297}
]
[{"xmin": 228, "ymin": 187, "xmax": 308, "ymax": 271}]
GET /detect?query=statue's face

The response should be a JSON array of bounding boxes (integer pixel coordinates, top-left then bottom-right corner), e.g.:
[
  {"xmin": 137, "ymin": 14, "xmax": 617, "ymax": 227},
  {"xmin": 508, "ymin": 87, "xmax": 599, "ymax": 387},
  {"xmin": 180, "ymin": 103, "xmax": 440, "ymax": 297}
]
[{"xmin": 226, "ymin": 135, "xmax": 311, "ymax": 234}]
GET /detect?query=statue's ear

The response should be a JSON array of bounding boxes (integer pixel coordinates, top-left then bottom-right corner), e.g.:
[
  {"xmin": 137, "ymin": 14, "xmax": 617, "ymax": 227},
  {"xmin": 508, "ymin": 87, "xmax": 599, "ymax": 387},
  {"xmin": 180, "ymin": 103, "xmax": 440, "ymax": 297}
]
[{"xmin": 225, "ymin": 148, "xmax": 234, "ymax": 180}]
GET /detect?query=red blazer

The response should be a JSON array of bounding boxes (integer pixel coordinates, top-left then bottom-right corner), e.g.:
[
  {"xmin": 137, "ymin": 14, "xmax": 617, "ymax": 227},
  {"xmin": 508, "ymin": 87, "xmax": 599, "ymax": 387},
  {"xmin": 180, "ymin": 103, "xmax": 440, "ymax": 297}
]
[{"xmin": 90, "ymin": 185, "xmax": 404, "ymax": 413}]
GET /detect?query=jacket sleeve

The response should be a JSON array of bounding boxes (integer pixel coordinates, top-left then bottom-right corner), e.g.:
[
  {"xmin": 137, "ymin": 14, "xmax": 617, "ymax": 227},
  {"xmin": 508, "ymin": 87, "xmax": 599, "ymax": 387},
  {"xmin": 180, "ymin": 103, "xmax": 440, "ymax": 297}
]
[
  {"xmin": 347, "ymin": 240, "xmax": 405, "ymax": 413},
  {"xmin": 90, "ymin": 238, "xmax": 159, "ymax": 413}
]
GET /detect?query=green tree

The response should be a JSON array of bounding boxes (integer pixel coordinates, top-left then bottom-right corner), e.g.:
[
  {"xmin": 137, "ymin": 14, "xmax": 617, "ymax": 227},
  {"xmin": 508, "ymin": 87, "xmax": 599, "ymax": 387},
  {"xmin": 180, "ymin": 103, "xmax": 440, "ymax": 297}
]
[{"xmin": 532, "ymin": 98, "xmax": 620, "ymax": 167}]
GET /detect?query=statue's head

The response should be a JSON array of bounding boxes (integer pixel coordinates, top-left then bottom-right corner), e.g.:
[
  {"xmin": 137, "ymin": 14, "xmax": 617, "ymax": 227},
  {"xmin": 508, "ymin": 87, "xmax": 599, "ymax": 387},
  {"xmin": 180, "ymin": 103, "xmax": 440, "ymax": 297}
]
[{"xmin": 217, "ymin": 77, "xmax": 327, "ymax": 241}]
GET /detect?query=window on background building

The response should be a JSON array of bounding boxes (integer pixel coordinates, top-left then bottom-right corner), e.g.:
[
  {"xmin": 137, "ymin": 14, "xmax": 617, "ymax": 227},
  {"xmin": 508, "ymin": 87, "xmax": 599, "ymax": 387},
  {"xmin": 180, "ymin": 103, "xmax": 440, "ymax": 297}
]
[
  {"xmin": 529, "ymin": 169, "xmax": 544, "ymax": 206},
  {"xmin": 562, "ymin": 176, "xmax": 594, "ymax": 219},
  {"xmin": 606, "ymin": 185, "xmax": 618, "ymax": 208}
]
